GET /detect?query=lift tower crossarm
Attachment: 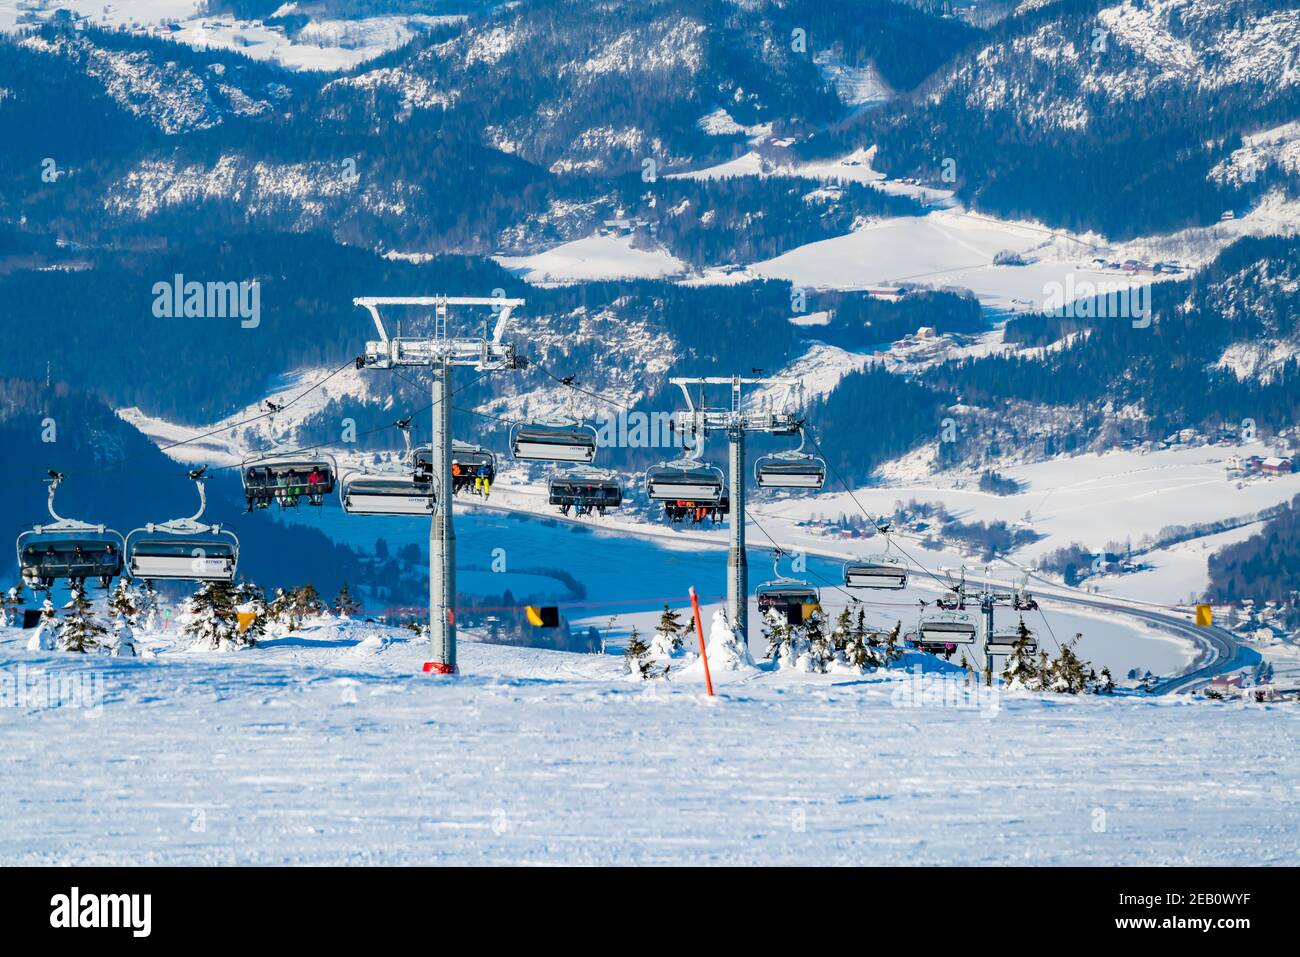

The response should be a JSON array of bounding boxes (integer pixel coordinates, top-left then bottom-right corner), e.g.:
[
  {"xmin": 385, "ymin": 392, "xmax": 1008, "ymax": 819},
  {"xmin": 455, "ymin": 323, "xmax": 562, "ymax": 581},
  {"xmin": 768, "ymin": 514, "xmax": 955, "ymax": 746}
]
[{"xmin": 354, "ymin": 295, "xmax": 527, "ymax": 676}]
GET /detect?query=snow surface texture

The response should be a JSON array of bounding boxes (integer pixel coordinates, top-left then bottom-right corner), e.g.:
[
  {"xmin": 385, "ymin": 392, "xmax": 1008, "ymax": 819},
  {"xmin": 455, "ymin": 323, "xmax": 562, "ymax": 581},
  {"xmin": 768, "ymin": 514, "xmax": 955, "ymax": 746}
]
[{"xmin": 1, "ymin": 617, "xmax": 1295, "ymax": 865}]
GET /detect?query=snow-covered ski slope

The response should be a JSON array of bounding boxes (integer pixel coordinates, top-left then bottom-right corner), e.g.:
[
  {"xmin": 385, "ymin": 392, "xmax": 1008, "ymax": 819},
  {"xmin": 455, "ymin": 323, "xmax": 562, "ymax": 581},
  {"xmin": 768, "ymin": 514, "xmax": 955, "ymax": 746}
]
[{"xmin": 1, "ymin": 618, "xmax": 1296, "ymax": 865}]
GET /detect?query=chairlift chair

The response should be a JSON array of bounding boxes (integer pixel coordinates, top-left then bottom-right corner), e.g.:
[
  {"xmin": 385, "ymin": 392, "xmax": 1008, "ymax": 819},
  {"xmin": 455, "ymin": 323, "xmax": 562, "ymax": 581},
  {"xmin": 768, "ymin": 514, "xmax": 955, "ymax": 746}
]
[
  {"xmin": 340, "ymin": 420, "xmax": 438, "ymax": 515},
  {"xmin": 753, "ymin": 427, "xmax": 826, "ymax": 490},
  {"xmin": 443, "ymin": 441, "xmax": 497, "ymax": 496},
  {"xmin": 239, "ymin": 402, "xmax": 338, "ymax": 510},
  {"xmin": 986, "ymin": 627, "xmax": 1039, "ymax": 655},
  {"xmin": 843, "ymin": 555, "xmax": 909, "ymax": 590},
  {"xmin": 241, "ymin": 451, "xmax": 338, "ymax": 510},
  {"xmin": 645, "ymin": 460, "xmax": 725, "ymax": 502},
  {"xmin": 16, "ymin": 471, "xmax": 125, "ymax": 590},
  {"xmin": 548, "ymin": 467, "xmax": 622, "ymax": 517},
  {"xmin": 756, "ymin": 550, "xmax": 821, "ymax": 621},
  {"xmin": 340, "ymin": 472, "xmax": 436, "ymax": 515},
  {"xmin": 510, "ymin": 422, "xmax": 597, "ymax": 463},
  {"xmin": 915, "ymin": 610, "xmax": 978, "ymax": 652},
  {"xmin": 126, "ymin": 468, "xmax": 239, "ymax": 583}
]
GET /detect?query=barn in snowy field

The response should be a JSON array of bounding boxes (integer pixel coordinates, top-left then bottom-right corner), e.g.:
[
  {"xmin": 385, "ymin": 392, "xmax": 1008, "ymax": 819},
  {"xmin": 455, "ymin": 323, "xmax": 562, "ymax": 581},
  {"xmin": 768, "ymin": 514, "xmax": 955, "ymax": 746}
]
[{"xmin": 1260, "ymin": 457, "xmax": 1294, "ymax": 476}]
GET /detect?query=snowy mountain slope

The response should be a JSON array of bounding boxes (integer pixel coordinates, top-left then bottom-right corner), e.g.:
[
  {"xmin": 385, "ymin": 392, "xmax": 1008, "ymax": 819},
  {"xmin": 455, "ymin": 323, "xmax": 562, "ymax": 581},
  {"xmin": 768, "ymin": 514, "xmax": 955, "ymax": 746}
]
[
  {"xmin": 327, "ymin": 0, "xmax": 974, "ymax": 176},
  {"xmin": 16, "ymin": 30, "xmax": 280, "ymax": 134},
  {"xmin": 1, "ymin": 616, "xmax": 1295, "ymax": 865},
  {"xmin": 833, "ymin": 0, "xmax": 1300, "ymax": 236}
]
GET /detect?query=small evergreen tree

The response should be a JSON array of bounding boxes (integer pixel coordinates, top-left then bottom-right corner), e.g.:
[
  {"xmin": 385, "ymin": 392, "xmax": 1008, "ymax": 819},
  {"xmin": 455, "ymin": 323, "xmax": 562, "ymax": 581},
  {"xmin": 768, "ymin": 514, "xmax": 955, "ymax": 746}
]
[
  {"xmin": 267, "ymin": 587, "xmax": 299, "ymax": 632},
  {"xmin": 294, "ymin": 583, "xmax": 325, "ymax": 621},
  {"xmin": 763, "ymin": 610, "xmax": 797, "ymax": 668},
  {"xmin": 334, "ymin": 582, "xmax": 361, "ymax": 619},
  {"xmin": 802, "ymin": 610, "xmax": 832, "ymax": 671},
  {"xmin": 3, "ymin": 581, "xmax": 26, "ymax": 627},
  {"xmin": 880, "ymin": 621, "xmax": 903, "ymax": 665},
  {"xmin": 651, "ymin": 603, "xmax": 686, "ymax": 654},
  {"xmin": 233, "ymin": 579, "xmax": 267, "ymax": 645},
  {"xmin": 1097, "ymin": 666, "xmax": 1116, "ymax": 694},
  {"xmin": 135, "ymin": 580, "xmax": 160, "ymax": 633},
  {"xmin": 842, "ymin": 607, "xmax": 879, "ymax": 671},
  {"xmin": 59, "ymin": 586, "xmax": 107, "ymax": 654},
  {"xmin": 26, "ymin": 596, "xmax": 58, "ymax": 651},
  {"xmin": 183, "ymin": 582, "xmax": 252, "ymax": 651},
  {"xmin": 1001, "ymin": 625, "xmax": 1041, "ymax": 690},
  {"xmin": 623, "ymin": 626, "xmax": 652, "ymax": 679},
  {"xmin": 1044, "ymin": 635, "xmax": 1091, "ymax": 694},
  {"xmin": 107, "ymin": 578, "xmax": 139, "ymax": 626}
]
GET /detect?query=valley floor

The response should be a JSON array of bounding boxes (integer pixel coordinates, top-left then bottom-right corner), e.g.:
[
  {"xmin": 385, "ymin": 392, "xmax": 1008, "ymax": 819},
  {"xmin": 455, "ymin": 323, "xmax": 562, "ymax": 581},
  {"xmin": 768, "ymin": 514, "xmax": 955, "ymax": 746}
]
[{"xmin": 1, "ymin": 619, "xmax": 1296, "ymax": 866}]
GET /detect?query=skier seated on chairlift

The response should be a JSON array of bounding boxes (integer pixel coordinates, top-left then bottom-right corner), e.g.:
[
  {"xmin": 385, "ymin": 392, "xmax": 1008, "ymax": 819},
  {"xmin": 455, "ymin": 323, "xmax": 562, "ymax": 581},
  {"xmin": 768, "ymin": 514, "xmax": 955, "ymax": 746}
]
[
  {"xmin": 307, "ymin": 466, "xmax": 325, "ymax": 505},
  {"xmin": 475, "ymin": 461, "xmax": 491, "ymax": 498}
]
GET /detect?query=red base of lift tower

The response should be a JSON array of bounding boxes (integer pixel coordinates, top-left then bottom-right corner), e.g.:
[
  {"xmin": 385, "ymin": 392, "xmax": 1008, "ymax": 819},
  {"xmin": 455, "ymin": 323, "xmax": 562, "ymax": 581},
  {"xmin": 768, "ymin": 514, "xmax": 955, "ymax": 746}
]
[{"xmin": 422, "ymin": 661, "xmax": 456, "ymax": 675}]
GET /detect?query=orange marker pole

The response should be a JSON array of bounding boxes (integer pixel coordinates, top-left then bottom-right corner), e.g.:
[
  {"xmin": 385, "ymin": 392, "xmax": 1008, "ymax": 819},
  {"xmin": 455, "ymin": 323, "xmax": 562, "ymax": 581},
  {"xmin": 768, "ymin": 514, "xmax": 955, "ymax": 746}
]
[{"xmin": 688, "ymin": 586, "xmax": 714, "ymax": 697}]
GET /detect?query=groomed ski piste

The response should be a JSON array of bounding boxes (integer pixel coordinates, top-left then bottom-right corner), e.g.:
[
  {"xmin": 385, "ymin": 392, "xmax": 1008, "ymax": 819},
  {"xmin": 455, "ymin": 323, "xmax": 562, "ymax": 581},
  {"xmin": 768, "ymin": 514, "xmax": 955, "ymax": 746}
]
[{"xmin": 2, "ymin": 600, "xmax": 1297, "ymax": 866}]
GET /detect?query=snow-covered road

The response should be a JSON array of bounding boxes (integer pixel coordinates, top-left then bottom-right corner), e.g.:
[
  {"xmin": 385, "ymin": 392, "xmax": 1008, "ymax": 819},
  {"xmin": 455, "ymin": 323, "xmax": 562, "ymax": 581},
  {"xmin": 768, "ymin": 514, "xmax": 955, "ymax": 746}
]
[{"xmin": 1, "ymin": 622, "xmax": 1295, "ymax": 866}]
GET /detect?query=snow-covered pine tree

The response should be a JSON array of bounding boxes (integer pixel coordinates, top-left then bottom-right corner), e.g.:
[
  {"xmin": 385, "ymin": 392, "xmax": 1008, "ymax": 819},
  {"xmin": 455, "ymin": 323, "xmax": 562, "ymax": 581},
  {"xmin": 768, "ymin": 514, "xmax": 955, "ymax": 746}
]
[
  {"xmin": 831, "ymin": 606, "xmax": 852, "ymax": 657},
  {"xmin": 233, "ymin": 579, "xmax": 267, "ymax": 645},
  {"xmin": 841, "ymin": 607, "xmax": 878, "ymax": 671},
  {"xmin": 3, "ymin": 581, "xmax": 25, "ymax": 626},
  {"xmin": 1097, "ymin": 666, "xmax": 1116, "ymax": 693},
  {"xmin": 763, "ymin": 610, "xmax": 797, "ymax": 668},
  {"xmin": 183, "ymin": 582, "xmax": 251, "ymax": 651},
  {"xmin": 134, "ymin": 580, "xmax": 160, "ymax": 633},
  {"xmin": 107, "ymin": 578, "xmax": 139, "ymax": 626},
  {"xmin": 26, "ymin": 596, "xmax": 58, "ymax": 651},
  {"xmin": 294, "ymin": 583, "xmax": 326, "ymax": 622},
  {"xmin": 334, "ymin": 582, "xmax": 361, "ymax": 619},
  {"xmin": 1001, "ymin": 622, "xmax": 1041, "ymax": 690},
  {"xmin": 109, "ymin": 617, "xmax": 137, "ymax": 658},
  {"xmin": 267, "ymin": 587, "xmax": 299, "ymax": 632},
  {"xmin": 801, "ymin": 610, "xmax": 832, "ymax": 672},
  {"xmin": 1044, "ymin": 635, "xmax": 1091, "ymax": 694},
  {"xmin": 648, "ymin": 603, "xmax": 686, "ymax": 657},
  {"xmin": 623, "ymin": 625, "xmax": 652, "ymax": 679},
  {"xmin": 59, "ymin": 586, "xmax": 107, "ymax": 654},
  {"xmin": 880, "ymin": 621, "xmax": 903, "ymax": 665}
]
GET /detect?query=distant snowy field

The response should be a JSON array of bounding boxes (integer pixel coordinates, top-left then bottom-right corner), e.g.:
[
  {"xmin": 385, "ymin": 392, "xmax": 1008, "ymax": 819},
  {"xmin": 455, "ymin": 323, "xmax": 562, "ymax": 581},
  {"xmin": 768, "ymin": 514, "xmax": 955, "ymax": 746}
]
[
  {"xmin": 1, "ymin": 617, "xmax": 1295, "ymax": 865},
  {"xmin": 0, "ymin": 1, "xmax": 450, "ymax": 71}
]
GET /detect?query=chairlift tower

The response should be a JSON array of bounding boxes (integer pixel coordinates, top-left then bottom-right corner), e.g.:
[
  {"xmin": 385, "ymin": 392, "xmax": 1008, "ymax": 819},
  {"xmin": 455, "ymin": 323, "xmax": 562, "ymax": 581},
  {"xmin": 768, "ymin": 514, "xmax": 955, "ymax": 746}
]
[
  {"xmin": 666, "ymin": 376, "xmax": 802, "ymax": 643},
  {"xmin": 946, "ymin": 565, "xmax": 1024, "ymax": 682},
  {"xmin": 356, "ymin": 295, "xmax": 527, "ymax": 674}
]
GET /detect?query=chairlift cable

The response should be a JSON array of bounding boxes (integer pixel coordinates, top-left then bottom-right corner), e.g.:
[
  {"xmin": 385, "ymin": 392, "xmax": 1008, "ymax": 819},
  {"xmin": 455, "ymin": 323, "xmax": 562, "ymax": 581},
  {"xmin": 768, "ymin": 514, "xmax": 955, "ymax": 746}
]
[
  {"xmin": 535, "ymin": 363, "xmax": 636, "ymax": 412},
  {"xmin": 805, "ymin": 432, "xmax": 955, "ymax": 592},
  {"xmin": 159, "ymin": 356, "xmax": 359, "ymax": 453},
  {"xmin": 744, "ymin": 507, "xmax": 857, "ymax": 605}
]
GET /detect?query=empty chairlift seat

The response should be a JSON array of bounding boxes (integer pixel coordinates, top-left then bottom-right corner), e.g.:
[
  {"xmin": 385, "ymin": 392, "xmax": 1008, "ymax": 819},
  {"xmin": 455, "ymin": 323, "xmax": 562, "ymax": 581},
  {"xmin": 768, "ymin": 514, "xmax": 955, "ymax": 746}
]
[
  {"xmin": 754, "ymin": 454, "xmax": 827, "ymax": 490},
  {"xmin": 843, "ymin": 556, "xmax": 909, "ymax": 590},
  {"xmin": 128, "ymin": 538, "xmax": 238, "ymax": 582},
  {"xmin": 510, "ymin": 424, "xmax": 597, "ymax": 463},
  {"xmin": 340, "ymin": 471, "xmax": 436, "ymax": 516},
  {"xmin": 916, "ymin": 612, "xmax": 978, "ymax": 649}
]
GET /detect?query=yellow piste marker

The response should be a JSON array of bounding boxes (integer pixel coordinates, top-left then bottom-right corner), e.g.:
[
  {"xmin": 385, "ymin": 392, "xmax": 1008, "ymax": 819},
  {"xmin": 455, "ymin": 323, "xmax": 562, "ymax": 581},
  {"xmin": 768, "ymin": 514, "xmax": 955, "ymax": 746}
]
[
  {"xmin": 1195, "ymin": 604, "xmax": 1213, "ymax": 627},
  {"xmin": 525, "ymin": 606, "xmax": 559, "ymax": 628}
]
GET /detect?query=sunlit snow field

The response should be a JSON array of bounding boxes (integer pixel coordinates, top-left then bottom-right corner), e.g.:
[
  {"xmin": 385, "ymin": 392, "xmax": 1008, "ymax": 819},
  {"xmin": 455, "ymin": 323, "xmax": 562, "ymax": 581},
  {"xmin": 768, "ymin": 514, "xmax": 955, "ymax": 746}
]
[{"xmin": 1, "ymin": 618, "xmax": 1295, "ymax": 866}]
